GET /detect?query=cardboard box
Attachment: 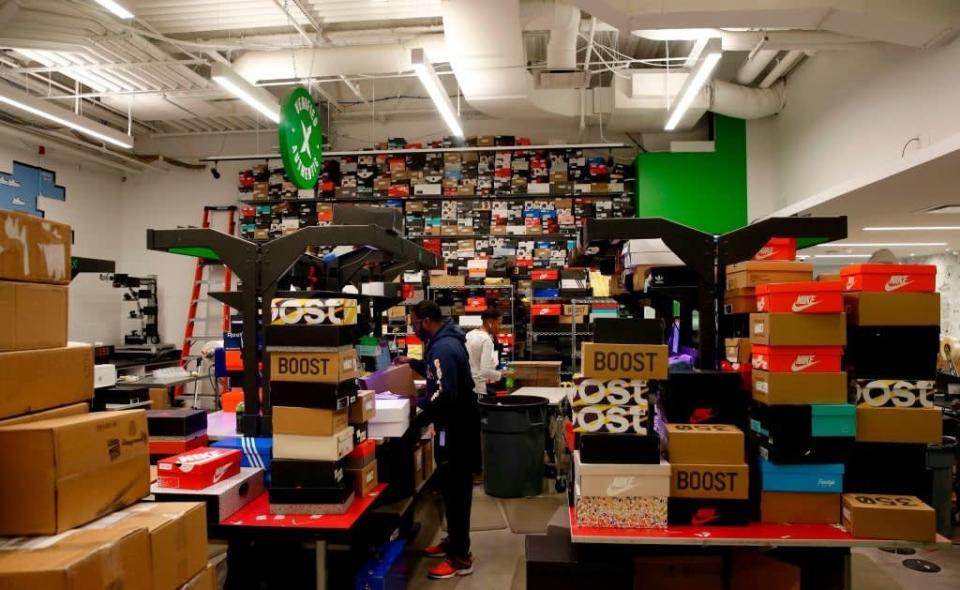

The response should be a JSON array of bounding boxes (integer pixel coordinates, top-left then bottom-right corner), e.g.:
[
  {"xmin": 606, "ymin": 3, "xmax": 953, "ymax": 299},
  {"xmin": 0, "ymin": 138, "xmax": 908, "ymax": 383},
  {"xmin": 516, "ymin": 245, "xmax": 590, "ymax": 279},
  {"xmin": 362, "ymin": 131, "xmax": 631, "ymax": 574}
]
[
  {"xmin": 273, "ymin": 428, "xmax": 354, "ymax": 461},
  {"xmin": 840, "ymin": 264, "xmax": 936, "ymax": 293},
  {"xmin": 0, "ymin": 401, "xmax": 87, "ymax": 427},
  {"xmin": 855, "ymin": 407, "xmax": 942, "ymax": 443},
  {"xmin": 729, "ymin": 550, "xmax": 801, "ymax": 590},
  {"xmin": 726, "ymin": 261, "xmax": 812, "ymax": 290},
  {"xmin": 156, "ymin": 447, "xmax": 242, "ymax": 490},
  {"xmin": 347, "ymin": 458, "xmax": 379, "ymax": 498},
  {"xmin": 843, "ymin": 292, "xmax": 940, "ymax": 326},
  {"xmin": 634, "ymin": 556, "xmax": 722, "ymax": 590},
  {"xmin": 270, "ymin": 298, "xmax": 358, "ymax": 326},
  {"xmin": 181, "ymin": 564, "xmax": 217, "ymax": 590},
  {"xmin": 350, "ymin": 390, "xmax": 377, "ymax": 424},
  {"xmin": 509, "ymin": 361, "xmax": 562, "ymax": 387},
  {"xmin": 580, "ymin": 343, "xmax": 669, "ymax": 380},
  {"xmin": 0, "ymin": 410, "xmax": 150, "ymax": 535},
  {"xmin": 570, "ymin": 377, "xmax": 649, "ymax": 407},
  {"xmin": 756, "ymin": 281, "xmax": 843, "ymax": 314},
  {"xmin": 0, "ymin": 526, "xmax": 151, "ymax": 590},
  {"xmin": 573, "ymin": 403, "xmax": 651, "ymax": 434},
  {"xmin": 0, "ymin": 343, "xmax": 94, "ymax": 419},
  {"xmin": 853, "ymin": 378, "xmax": 934, "ymax": 408},
  {"xmin": 578, "ymin": 433, "xmax": 661, "ymax": 465},
  {"xmin": 429, "ymin": 274, "xmax": 466, "ymax": 287},
  {"xmin": 724, "ymin": 338, "xmax": 751, "ymax": 364},
  {"xmin": 761, "ymin": 491, "xmax": 840, "ymax": 524},
  {"xmin": 752, "ymin": 370, "xmax": 848, "ymax": 405},
  {"xmin": 152, "ymin": 467, "xmax": 265, "ymax": 524},
  {"xmin": 723, "ymin": 288, "xmax": 757, "ymax": 315},
  {"xmin": 85, "ymin": 501, "xmax": 208, "ymax": 590},
  {"xmin": 148, "ymin": 387, "xmax": 169, "ymax": 409},
  {"xmin": 0, "ymin": 210, "xmax": 71, "ymax": 284},
  {"xmin": 359, "ymin": 364, "xmax": 417, "ymax": 397},
  {"xmin": 749, "ymin": 313, "xmax": 846, "ymax": 346},
  {"xmin": 273, "ymin": 406, "xmax": 349, "ymax": 437},
  {"xmin": 751, "ymin": 344, "xmax": 843, "ymax": 373},
  {"xmin": 0, "ymin": 281, "xmax": 68, "ymax": 351},
  {"xmin": 670, "ymin": 463, "xmax": 749, "ymax": 499},
  {"xmin": 842, "ymin": 494, "xmax": 935, "ymax": 542},
  {"xmin": 665, "ymin": 424, "xmax": 744, "ymax": 464},
  {"xmin": 270, "ymin": 380, "xmax": 357, "ymax": 410},
  {"xmin": 269, "ymin": 348, "xmax": 358, "ymax": 384}
]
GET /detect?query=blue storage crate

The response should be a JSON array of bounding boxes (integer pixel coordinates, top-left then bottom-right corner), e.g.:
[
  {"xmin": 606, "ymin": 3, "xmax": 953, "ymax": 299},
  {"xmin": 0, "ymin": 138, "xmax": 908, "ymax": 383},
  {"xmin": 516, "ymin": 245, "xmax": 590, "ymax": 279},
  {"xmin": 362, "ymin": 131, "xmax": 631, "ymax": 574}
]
[
  {"xmin": 355, "ymin": 539, "xmax": 407, "ymax": 590},
  {"xmin": 759, "ymin": 458, "xmax": 843, "ymax": 493}
]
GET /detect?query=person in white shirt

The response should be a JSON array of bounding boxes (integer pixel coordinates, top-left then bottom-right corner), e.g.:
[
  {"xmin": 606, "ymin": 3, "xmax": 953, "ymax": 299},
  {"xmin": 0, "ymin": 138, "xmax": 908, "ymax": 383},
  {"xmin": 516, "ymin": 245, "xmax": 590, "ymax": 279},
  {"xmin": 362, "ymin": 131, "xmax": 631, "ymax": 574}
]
[{"xmin": 465, "ymin": 308, "xmax": 503, "ymax": 396}]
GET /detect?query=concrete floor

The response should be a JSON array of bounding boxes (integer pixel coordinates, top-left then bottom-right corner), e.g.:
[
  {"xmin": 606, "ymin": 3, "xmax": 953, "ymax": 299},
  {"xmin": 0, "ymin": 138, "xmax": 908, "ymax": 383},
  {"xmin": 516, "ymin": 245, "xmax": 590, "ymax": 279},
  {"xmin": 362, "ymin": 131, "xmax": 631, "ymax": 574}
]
[{"xmin": 406, "ymin": 485, "xmax": 960, "ymax": 590}]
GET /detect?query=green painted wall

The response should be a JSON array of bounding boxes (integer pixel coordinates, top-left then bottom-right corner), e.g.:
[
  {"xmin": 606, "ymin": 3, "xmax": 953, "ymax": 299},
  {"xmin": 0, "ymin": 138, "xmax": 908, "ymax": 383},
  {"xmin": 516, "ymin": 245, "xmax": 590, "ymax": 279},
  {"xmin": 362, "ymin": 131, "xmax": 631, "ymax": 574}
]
[{"xmin": 634, "ymin": 114, "xmax": 747, "ymax": 234}]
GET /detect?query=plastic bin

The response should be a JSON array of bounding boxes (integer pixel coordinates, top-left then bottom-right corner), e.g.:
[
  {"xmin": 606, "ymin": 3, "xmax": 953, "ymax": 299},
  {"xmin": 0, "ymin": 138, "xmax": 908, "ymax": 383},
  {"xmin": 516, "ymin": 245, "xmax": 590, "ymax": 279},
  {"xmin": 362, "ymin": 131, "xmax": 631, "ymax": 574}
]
[{"xmin": 480, "ymin": 395, "xmax": 548, "ymax": 498}]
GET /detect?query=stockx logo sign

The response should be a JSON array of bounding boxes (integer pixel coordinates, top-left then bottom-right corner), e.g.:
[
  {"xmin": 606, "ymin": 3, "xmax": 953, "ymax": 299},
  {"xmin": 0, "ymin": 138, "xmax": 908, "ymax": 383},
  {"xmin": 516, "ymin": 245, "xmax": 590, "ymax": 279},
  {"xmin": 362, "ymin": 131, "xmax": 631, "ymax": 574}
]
[{"xmin": 0, "ymin": 161, "xmax": 66, "ymax": 217}]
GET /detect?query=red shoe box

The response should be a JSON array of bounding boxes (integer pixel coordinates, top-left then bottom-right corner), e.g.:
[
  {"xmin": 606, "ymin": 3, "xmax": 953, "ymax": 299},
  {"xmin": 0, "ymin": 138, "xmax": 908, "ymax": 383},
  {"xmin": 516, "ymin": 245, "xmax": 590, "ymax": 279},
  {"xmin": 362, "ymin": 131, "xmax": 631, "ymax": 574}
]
[
  {"xmin": 346, "ymin": 439, "xmax": 376, "ymax": 468},
  {"xmin": 751, "ymin": 345, "xmax": 843, "ymax": 373},
  {"xmin": 532, "ymin": 269, "xmax": 559, "ymax": 281},
  {"xmin": 149, "ymin": 433, "xmax": 209, "ymax": 456},
  {"xmin": 532, "ymin": 304, "xmax": 562, "ymax": 317},
  {"xmin": 157, "ymin": 447, "xmax": 242, "ymax": 490},
  {"xmin": 756, "ymin": 281, "xmax": 843, "ymax": 314},
  {"xmin": 840, "ymin": 264, "xmax": 936, "ymax": 293},
  {"xmin": 753, "ymin": 237, "xmax": 797, "ymax": 261},
  {"xmin": 465, "ymin": 297, "xmax": 487, "ymax": 312}
]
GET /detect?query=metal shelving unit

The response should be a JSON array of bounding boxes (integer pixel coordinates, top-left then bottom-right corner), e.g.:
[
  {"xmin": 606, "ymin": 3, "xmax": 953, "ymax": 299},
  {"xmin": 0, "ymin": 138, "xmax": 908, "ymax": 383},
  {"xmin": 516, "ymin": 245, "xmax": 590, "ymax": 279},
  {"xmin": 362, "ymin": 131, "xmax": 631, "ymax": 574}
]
[
  {"xmin": 569, "ymin": 297, "xmax": 618, "ymax": 373},
  {"xmin": 239, "ymin": 192, "xmax": 632, "ymax": 206},
  {"xmin": 427, "ymin": 284, "xmax": 516, "ymax": 361}
]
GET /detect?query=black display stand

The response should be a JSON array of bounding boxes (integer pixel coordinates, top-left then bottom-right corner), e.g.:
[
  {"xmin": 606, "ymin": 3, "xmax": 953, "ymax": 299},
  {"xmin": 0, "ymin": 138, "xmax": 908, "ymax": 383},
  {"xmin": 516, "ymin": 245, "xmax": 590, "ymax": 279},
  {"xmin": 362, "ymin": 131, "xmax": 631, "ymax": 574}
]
[
  {"xmin": 576, "ymin": 216, "xmax": 848, "ymax": 368},
  {"xmin": 147, "ymin": 224, "xmax": 441, "ymax": 436}
]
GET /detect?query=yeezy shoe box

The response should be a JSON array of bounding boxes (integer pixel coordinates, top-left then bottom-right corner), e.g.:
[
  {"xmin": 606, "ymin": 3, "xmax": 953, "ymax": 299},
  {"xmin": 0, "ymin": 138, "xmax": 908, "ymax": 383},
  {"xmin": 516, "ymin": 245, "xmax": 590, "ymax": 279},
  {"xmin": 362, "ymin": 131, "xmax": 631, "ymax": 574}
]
[
  {"xmin": 576, "ymin": 433, "xmax": 661, "ymax": 464},
  {"xmin": 659, "ymin": 371, "xmax": 748, "ymax": 428},
  {"xmin": 665, "ymin": 424, "xmax": 744, "ymax": 465},
  {"xmin": 842, "ymin": 494, "xmax": 936, "ymax": 542},
  {"xmin": 579, "ymin": 343, "xmax": 668, "ymax": 380},
  {"xmin": 670, "ymin": 464, "xmax": 749, "ymax": 500},
  {"xmin": 853, "ymin": 378, "xmax": 934, "ymax": 408},
  {"xmin": 273, "ymin": 427, "xmax": 354, "ymax": 461},
  {"xmin": 749, "ymin": 313, "xmax": 846, "ymax": 346},
  {"xmin": 570, "ymin": 376, "xmax": 650, "ymax": 406},
  {"xmin": 843, "ymin": 292, "xmax": 940, "ymax": 327},
  {"xmin": 752, "ymin": 371, "xmax": 847, "ymax": 405},
  {"xmin": 761, "ymin": 491, "xmax": 840, "ymax": 524},
  {"xmin": 269, "ymin": 347, "xmax": 358, "ymax": 384},
  {"xmin": 844, "ymin": 442, "xmax": 931, "ymax": 501},
  {"xmin": 759, "ymin": 458, "xmax": 844, "ymax": 494},
  {"xmin": 572, "ymin": 401, "xmax": 651, "ymax": 434},
  {"xmin": 667, "ymin": 498, "xmax": 751, "ymax": 526},
  {"xmin": 845, "ymin": 326, "xmax": 938, "ymax": 380},
  {"xmin": 855, "ymin": 407, "xmax": 942, "ymax": 444},
  {"xmin": 273, "ymin": 406, "xmax": 348, "ymax": 437},
  {"xmin": 573, "ymin": 451, "xmax": 670, "ymax": 497}
]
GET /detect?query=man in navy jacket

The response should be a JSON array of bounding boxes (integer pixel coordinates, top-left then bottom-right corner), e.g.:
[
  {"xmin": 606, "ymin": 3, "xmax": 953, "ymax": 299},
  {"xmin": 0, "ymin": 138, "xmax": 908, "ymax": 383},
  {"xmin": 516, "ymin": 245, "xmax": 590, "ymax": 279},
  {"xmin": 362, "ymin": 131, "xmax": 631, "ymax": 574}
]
[{"xmin": 399, "ymin": 300, "xmax": 479, "ymax": 579}]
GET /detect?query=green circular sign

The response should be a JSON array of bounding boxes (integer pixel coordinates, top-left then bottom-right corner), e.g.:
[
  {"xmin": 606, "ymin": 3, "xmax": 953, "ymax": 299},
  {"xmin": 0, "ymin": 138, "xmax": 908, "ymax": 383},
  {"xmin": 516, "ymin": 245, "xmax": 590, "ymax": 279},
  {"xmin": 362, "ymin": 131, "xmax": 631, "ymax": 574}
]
[{"xmin": 278, "ymin": 86, "xmax": 323, "ymax": 189}]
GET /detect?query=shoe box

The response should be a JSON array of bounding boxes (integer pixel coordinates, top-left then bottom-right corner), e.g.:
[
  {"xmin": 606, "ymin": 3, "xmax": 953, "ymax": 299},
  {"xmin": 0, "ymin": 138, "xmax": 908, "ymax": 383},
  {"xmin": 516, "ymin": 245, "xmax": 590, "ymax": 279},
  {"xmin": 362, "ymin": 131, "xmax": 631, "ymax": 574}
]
[
  {"xmin": 576, "ymin": 433, "xmax": 661, "ymax": 464},
  {"xmin": 761, "ymin": 491, "xmax": 840, "ymax": 524},
  {"xmin": 270, "ymin": 298, "xmax": 359, "ymax": 326},
  {"xmin": 269, "ymin": 380, "xmax": 358, "ymax": 410},
  {"xmin": 273, "ymin": 427, "xmax": 354, "ymax": 461},
  {"xmin": 753, "ymin": 237, "xmax": 797, "ymax": 261},
  {"xmin": 573, "ymin": 451, "xmax": 670, "ymax": 497},
  {"xmin": 268, "ymin": 347, "xmax": 359, "ymax": 384},
  {"xmin": 570, "ymin": 376, "xmax": 650, "ymax": 406},
  {"xmin": 756, "ymin": 281, "xmax": 842, "ymax": 314},
  {"xmin": 667, "ymin": 498, "xmax": 751, "ymax": 526},
  {"xmin": 759, "ymin": 458, "xmax": 844, "ymax": 494},
  {"xmin": 272, "ymin": 405, "xmax": 349, "ymax": 437},
  {"xmin": 725, "ymin": 261, "xmax": 812, "ymax": 290},
  {"xmin": 840, "ymin": 263, "xmax": 936, "ymax": 293},
  {"xmin": 852, "ymin": 378, "xmax": 934, "ymax": 408},
  {"xmin": 751, "ymin": 404, "xmax": 855, "ymax": 463},
  {"xmin": 575, "ymin": 494, "xmax": 668, "ymax": 529},
  {"xmin": 153, "ymin": 467, "xmax": 264, "ymax": 523},
  {"xmin": 752, "ymin": 371, "xmax": 847, "ymax": 405},
  {"xmin": 579, "ymin": 343, "xmax": 669, "ymax": 380},
  {"xmin": 156, "ymin": 447, "xmax": 242, "ymax": 490},
  {"xmin": 725, "ymin": 338, "xmax": 752, "ymax": 365},
  {"xmin": 659, "ymin": 371, "xmax": 748, "ymax": 429},
  {"xmin": 855, "ymin": 407, "xmax": 942, "ymax": 444},
  {"xmin": 265, "ymin": 325, "xmax": 357, "ymax": 347},
  {"xmin": 670, "ymin": 464, "xmax": 750, "ymax": 500},
  {"xmin": 844, "ymin": 443, "xmax": 933, "ymax": 503},
  {"xmin": 268, "ymin": 486, "xmax": 354, "ymax": 515},
  {"xmin": 592, "ymin": 318, "xmax": 665, "ymax": 344},
  {"xmin": 843, "ymin": 292, "xmax": 939, "ymax": 326},
  {"xmin": 749, "ymin": 313, "xmax": 846, "ymax": 346},
  {"xmin": 845, "ymin": 326, "xmax": 938, "ymax": 380},
  {"xmin": 751, "ymin": 345, "xmax": 843, "ymax": 373},
  {"xmin": 724, "ymin": 288, "xmax": 757, "ymax": 315},
  {"xmin": 272, "ymin": 458, "xmax": 348, "ymax": 489},
  {"xmin": 665, "ymin": 424, "xmax": 744, "ymax": 464},
  {"xmin": 572, "ymin": 403, "xmax": 651, "ymax": 434},
  {"xmin": 841, "ymin": 493, "xmax": 936, "ymax": 542}
]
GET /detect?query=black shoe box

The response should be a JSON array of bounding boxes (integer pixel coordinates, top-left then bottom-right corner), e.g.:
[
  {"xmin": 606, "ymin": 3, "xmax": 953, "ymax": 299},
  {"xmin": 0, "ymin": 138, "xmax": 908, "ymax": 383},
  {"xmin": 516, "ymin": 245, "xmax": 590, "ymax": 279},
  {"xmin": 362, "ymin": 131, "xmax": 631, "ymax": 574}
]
[
  {"xmin": 146, "ymin": 409, "xmax": 207, "ymax": 437},
  {"xmin": 268, "ymin": 483, "xmax": 352, "ymax": 505},
  {"xmin": 269, "ymin": 380, "xmax": 357, "ymax": 410},
  {"xmin": 659, "ymin": 372, "xmax": 748, "ymax": 429},
  {"xmin": 375, "ymin": 437, "xmax": 415, "ymax": 502},
  {"xmin": 845, "ymin": 326, "xmax": 939, "ymax": 380},
  {"xmin": 647, "ymin": 266, "xmax": 700, "ymax": 289},
  {"xmin": 577, "ymin": 433, "xmax": 661, "ymax": 464},
  {"xmin": 272, "ymin": 458, "xmax": 349, "ymax": 489},
  {"xmin": 844, "ymin": 442, "xmax": 933, "ymax": 503},
  {"xmin": 753, "ymin": 432, "xmax": 855, "ymax": 464},
  {"xmin": 593, "ymin": 318, "xmax": 664, "ymax": 344},
  {"xmin": 265, "ymin": 325, "xmax": 357, "ymax": 348},
  {"xmin": 525, "ymin": 535, "xmax": 633, "ymax": 590},
  {"xmin": 94, "ymin": 385, "xmax": 150, "ymax": 410},
  {"xmin": 667, "ymin": 498, "xmax": 751, "ymax": 526},
  {"xmin": 532, "ymin": 280, "xmax": 559, "ymax": 290}
]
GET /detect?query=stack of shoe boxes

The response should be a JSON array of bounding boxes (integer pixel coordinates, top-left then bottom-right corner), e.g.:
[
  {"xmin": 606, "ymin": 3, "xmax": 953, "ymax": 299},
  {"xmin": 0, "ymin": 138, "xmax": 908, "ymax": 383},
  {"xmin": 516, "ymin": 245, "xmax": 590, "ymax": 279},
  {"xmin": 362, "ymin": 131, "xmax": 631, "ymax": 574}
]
[
  {"xmin": 146, "ymin": 408, "xmax": 208, "ymax": 463},
  {"xmin": 841, "ymin": 263, "xmax": 942, "ymax": 531},
  {"xmin": 267, "ymin": 297, "xmax": 361, "ymax": 515},
  {"xmin": 346, "ymin": 390, "xmax": 380, "ymax": 499},
  {"xmin": 573, "ymin": 333, "xmax": 669, "ymax": 529},
  {"xmin": 749, "ymin": 279, "xmax": 853, "ymax": 524}
]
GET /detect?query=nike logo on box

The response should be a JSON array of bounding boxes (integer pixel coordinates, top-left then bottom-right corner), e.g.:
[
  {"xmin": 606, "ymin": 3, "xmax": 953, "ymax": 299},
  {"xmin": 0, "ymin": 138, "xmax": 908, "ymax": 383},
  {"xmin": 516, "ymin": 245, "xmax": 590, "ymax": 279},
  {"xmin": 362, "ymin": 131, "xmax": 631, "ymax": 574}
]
[
  {"xmin": 605, "ymin": 477, "xmax": 637, "ymax": 496},
  {"xmin": 791, "ymin": 295, "xmax": 820, "ymax": 312},
  {"xmin": 791, "ymin": 355, "xmax": 819, "ymax": 372},
  {"xmin": 884, "ymin": 276, "xmax": 912, "ymax": 291},
  {"xmin": 754, "ymin": 247, "xmax": 774, "ymax": 260}
]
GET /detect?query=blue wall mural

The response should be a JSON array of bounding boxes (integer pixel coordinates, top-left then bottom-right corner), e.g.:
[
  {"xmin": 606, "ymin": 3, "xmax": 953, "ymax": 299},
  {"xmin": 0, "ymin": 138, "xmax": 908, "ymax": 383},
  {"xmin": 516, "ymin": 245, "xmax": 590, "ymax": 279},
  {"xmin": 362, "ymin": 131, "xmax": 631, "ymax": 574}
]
[{"xmin": 0, "ymin": 161, "xmax": 66, "ymax": 217}]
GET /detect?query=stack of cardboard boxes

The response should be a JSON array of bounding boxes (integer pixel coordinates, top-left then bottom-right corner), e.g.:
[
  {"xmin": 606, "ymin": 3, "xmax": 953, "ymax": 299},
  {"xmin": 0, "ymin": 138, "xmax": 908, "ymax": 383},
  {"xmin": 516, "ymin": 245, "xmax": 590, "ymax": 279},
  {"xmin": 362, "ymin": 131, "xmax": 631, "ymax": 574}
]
[
  {"xmin": 749, "ymin": 278, "xmax": 853, "ymax": 524},
  {"xmin": 267, "ymin": 298, "xmax": 362, "ymax": 515},
  {"xmin": 573, "ymin": 338, "xmax": 669, "ymax": 528}
]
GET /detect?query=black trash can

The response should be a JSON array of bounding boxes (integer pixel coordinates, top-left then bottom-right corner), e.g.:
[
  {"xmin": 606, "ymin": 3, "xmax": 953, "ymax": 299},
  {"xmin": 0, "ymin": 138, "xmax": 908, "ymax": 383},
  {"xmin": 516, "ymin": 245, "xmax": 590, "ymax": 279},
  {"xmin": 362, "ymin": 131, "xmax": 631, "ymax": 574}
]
[{"xmin": 480, "ymin": 395, "xmax": 548, "ymax": 498}]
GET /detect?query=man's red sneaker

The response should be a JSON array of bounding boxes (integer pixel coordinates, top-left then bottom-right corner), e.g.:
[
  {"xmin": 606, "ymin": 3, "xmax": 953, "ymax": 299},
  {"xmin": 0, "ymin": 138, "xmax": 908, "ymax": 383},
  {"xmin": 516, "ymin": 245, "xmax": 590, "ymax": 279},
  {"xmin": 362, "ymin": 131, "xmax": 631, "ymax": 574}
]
[
  {"xmin": 422, "ymin": 539, "xmax": 448, "ymax": 558},
  {"xmin": 427, "ymin": 556, "xmax": 473, "ymax": 579}
]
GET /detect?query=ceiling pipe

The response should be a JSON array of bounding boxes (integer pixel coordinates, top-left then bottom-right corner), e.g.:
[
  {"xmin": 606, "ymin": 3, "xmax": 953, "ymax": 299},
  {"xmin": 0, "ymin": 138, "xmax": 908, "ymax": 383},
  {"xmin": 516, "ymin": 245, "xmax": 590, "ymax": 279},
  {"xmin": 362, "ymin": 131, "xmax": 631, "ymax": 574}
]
[
  {"xmin": 710, "ymin": 79, "xmax": 784, "ymax": 119},
  {"xmin": 735, "ymin": 48, "xmax": 779, "ymax": 85},
  {"xmin": 758, "ymin": 50, "xmax": 804, "ymax": 88}
]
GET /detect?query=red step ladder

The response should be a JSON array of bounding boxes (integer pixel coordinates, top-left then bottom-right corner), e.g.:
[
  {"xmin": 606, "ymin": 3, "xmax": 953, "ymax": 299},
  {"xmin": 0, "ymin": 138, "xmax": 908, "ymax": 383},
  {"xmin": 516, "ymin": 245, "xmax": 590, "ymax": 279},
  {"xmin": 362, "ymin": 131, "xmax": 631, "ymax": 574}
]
[{"xmin": 177, "ymin": 206, "xmax": 237, "ymax": 398}]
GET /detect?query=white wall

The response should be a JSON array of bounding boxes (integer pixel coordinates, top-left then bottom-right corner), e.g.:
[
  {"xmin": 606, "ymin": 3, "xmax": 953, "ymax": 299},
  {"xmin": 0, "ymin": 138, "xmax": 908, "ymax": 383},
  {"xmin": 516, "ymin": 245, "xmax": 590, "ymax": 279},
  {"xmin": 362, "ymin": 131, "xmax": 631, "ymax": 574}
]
[
  {"xmin": 0, "ymin": 134, "xmax": 125, "ymax": 345},
  {"xmin": 747, "ymin": 35, "xmax": 960, "ymax": 218}
]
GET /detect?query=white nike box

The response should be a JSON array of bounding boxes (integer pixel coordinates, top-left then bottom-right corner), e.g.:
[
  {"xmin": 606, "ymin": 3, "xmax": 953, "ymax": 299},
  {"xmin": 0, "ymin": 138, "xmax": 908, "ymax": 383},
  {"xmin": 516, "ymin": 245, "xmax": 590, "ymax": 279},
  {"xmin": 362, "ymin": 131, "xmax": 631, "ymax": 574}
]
[
  {"xmin": 574, "ymin": 451, "xmax": 671, "ymax": 497},
  {"xmin": 151, "ymin": 467, "xmax": 265, "ymax": 523},
  {"xmin": 368, "ymin": 398, "xmax": 411, "ymax": 438},
  {"xmin": 273, "ymin": 428, "xmax": 354, "ymax": 461}
]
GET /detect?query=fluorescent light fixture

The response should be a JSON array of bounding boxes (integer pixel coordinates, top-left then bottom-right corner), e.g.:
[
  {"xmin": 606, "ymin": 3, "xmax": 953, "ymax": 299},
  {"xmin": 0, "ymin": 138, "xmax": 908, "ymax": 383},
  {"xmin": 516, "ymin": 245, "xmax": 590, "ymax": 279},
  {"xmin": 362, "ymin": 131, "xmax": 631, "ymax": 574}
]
[
  {"xmin": 814, "ymin": 242, "xmax": 947, "ymax": 247},
  {"xmin": 211, "ymin": 63, "xmax": 280, "ymax": 124},
  {"xmin": 93, "ymin": 0, "xmax": 134, "ymax": 19},
  {"xmin": 864, "ymin": 226, "xmax": 960, "ymax": 231},
  {"xmin": 411, "ymin": 48, "xmax": 463, "ymax": 138},
  {"xmin": 664, "ymin": 38, "xmax": 721, "ymax": 131},
  {"xmin": 0, "ymin": 80, "xmax": 133, "ymax": 148},
  {"xmin": 814, "ymin": 254, "xmax": 872, "ymax": 259}
]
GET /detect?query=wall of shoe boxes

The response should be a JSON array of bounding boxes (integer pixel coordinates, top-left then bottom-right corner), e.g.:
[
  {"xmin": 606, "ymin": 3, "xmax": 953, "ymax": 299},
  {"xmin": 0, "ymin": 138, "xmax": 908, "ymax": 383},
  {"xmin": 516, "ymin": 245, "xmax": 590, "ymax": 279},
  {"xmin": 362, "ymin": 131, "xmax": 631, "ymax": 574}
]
[
  {"xmin": 570, "ymin": 240, "xmax": 942, "ymax": 542},
  {"xmin": 0, "ymin": 210, "xmax": 218, "ymax": 589}
]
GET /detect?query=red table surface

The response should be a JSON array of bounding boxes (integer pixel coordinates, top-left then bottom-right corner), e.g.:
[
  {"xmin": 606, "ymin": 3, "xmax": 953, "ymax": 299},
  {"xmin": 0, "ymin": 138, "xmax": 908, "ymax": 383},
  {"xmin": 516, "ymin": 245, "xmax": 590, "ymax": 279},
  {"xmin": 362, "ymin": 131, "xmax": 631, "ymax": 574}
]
[
  {"xmin": 568, "ymin": 508, "xmax": 947, "ymax": 547},
  {"xmin": 221, "ymin": 484, "xmax": 387, "ymax": 530}
]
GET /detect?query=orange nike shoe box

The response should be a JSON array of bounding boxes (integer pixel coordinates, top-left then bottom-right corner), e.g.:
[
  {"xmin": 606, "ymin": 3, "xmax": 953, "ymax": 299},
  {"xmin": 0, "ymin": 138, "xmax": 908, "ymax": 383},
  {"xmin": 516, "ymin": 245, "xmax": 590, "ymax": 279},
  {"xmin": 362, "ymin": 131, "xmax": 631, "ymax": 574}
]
[
  {"xmin": 840, "ymin": 264, "xmax": 936, "ymax": 293},
  {"xmin": 756, "ymin": 281, "xmax": 843, "ymax": 314},
  {"xmin": 751, "ymin": 345, "xmax": 843, "ymax": 373},
  {"xmin": 752, "ymin": 237, "xmax": 797, "ymax": 261}
]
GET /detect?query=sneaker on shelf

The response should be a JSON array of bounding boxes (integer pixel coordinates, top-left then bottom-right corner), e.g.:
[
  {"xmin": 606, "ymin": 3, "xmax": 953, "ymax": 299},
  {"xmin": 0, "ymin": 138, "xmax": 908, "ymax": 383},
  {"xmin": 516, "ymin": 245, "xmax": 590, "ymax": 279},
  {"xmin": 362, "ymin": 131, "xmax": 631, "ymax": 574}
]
[
  {"xmin": 422, "ymin": 539, "xmax": 448, "ymax": 559},
  {"xmin": 428, "ymin": 556, "xmax": 474, "ymax": 580}
]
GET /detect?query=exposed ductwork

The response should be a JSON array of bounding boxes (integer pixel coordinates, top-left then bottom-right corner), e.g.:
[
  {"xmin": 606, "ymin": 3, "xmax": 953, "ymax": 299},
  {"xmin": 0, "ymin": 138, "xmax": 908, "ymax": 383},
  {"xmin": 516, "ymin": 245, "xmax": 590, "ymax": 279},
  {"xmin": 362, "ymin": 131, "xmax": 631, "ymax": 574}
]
[
  {"xmin": 736, "ymin": 49, "xmax": 778, "ymax": 85},
  {"xmin": 710, "ymin": 79, "xmax": 784, "ymax": 120}
]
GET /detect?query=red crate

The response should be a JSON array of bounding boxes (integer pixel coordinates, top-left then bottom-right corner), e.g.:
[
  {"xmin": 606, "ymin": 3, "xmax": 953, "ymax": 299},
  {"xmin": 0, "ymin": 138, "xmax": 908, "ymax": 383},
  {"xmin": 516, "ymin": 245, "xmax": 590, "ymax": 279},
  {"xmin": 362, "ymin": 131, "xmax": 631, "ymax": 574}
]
[
  {"xmin": 751, "ymin": 345, "xmax": 843, "ymax": 373},
  {"xmin": 756, "ymin": 281, "xmax": 843, "ymax": 314},
  {"xmin": 840, "ymin": 264, "xmax": 936, "ymax": 293}
]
